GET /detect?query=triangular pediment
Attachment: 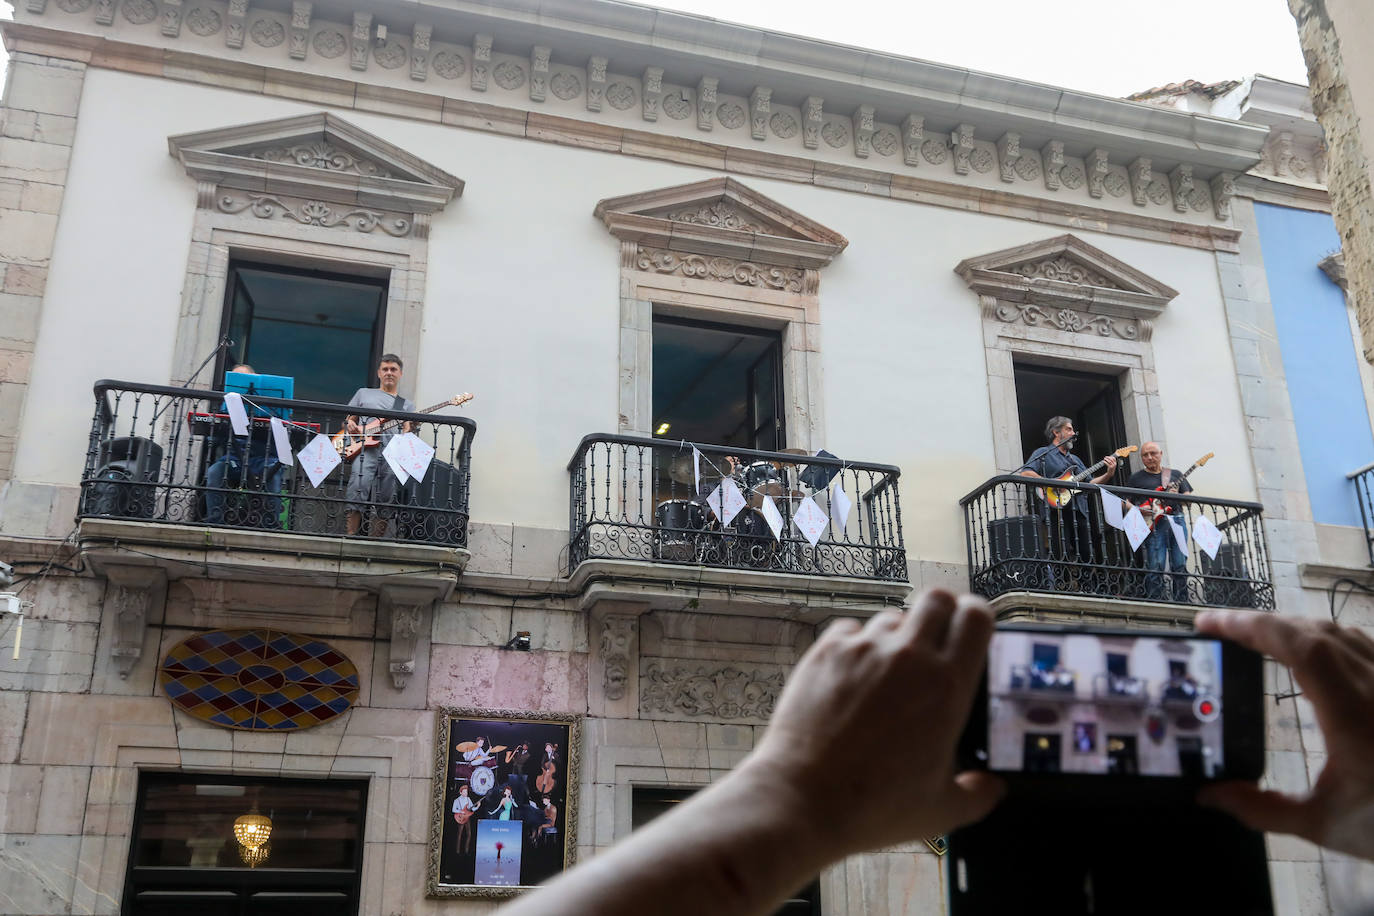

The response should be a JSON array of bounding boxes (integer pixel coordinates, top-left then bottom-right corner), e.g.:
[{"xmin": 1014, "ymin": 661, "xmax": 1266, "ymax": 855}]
[
  {"xmin": 956, "ymin": 234, "xmax": 1178, "ymax": 318},
  {"xmin": 169, "ymin": 113, "xmax": 463, "ymax": 213},
  {"xmin": 595, "ymin": 178, "xmax": 847, "ymax": 268}
]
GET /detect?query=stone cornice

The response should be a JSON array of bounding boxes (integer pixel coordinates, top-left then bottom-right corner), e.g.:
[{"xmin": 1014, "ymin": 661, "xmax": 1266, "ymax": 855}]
[{"xmin": 0, "ymin": 21, "xmax": 1245, "ymax": 253}]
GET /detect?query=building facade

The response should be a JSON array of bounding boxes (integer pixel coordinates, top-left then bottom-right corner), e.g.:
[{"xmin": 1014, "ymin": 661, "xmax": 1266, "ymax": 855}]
[{"xmin": 0, "ymin": 0, "xmax": 1369, "ymax": 912}]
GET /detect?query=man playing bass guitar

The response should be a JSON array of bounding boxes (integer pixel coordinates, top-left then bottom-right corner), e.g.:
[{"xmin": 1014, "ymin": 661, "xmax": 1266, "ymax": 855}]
[
  {"xmin": 1018, "ymin": 416, "xmax": 1119, "ymax": 592},
  {"xmin": 1127, "ymin": 441, "xmax": 1195, "ymax": 603},
  {"xmin": 342, "ymin": 354, "xmax": 415, "ymax": 537}
]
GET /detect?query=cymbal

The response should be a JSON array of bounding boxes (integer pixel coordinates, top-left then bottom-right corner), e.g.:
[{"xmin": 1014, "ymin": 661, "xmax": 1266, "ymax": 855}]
[
  {"xmin": 489, "ymin": 745, "xmax": 508, "ymax": 753},
  {"xmin": 455, "ymin": 741, "xmax": 479, "ymax": 752},
  {"xmin": 668, "ymin": 452, "xmax": 731, "ymax": 485},
  {"xmin": 668, "ymin": 453, "xmax": 695, "ymax": 484}
]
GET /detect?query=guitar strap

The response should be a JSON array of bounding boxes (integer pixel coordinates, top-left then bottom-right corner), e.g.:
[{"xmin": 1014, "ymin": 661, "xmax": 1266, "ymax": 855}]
[{"xmin": 392, "ymin": 394, "xmax": 405, "ymax": 412}]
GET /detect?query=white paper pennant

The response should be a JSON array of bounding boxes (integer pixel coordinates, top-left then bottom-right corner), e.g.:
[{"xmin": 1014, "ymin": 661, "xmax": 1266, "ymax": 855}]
[
  {"xmin": 1192, "ymin": 513, "xmax": 1223, "ymax": 560},
  {"xmin": 831, "ymin": 481, "xmax": 852, "ymax": 530},
  {"xmin": 1100, "ymin": 489, "xmax": 1127, "ymax": 531},
  {"xmin": 393, "ymin": 432, "xmax": 435, "ymax": 481},
  {"xmin": 706, "ymin": 477, "xmax": 746, "ymax": 526},
  {"xmin": 297, "ymin": 434, "xmax": 342, "ymax": 488},
  {"xmin": 792, "ymin": 495, "xmax": 829, "ymax": 547},
  {"xmin": 760, "ymin": 495, "xmax": 785, "ymax": 541},
  {"xmin": 269, "ymin": 417, "xmax": 294, "ymax": 467},
  {"xmin": 1165, "ymin": 515, "xmax": 1189, "ymax": 555},
  {"xmin": 224, "ymin": 392, "xmax": 250, "ymax": 436},
  {"xmin": 382, "ymin": 434, "xmax": 410, "ymax": 485},
  {"xmin": 693, "ymin": 447, "xmax": 703, "ymax": 494},
  {"xmin": 1122, "ymin": 505, "xmax": 1151, "ymax": 552}
]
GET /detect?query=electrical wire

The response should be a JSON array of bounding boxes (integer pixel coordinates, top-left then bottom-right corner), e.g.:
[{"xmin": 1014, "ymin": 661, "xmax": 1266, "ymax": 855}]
[{"xmin": 1328, "ymin": 576, "xmax": 1374, "ymax": 623}]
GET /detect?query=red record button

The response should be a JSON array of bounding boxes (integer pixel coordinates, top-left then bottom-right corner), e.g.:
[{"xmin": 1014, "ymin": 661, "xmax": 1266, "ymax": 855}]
[{"xmin": 1194, "ymin": 696, "xmax": 1220, "ymax": 722}]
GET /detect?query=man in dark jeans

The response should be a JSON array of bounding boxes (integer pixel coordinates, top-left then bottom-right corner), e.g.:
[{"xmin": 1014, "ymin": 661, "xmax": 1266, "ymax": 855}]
[
  {"xmin": 204, "ymin": 363, "xmax": 285, "ymax": 528},
  {"xmin": 1018, "ymin": 416, "xmax": 1116, "ymax": 593},
  {"xmin": 1127, "ymin": 441, "xmax": 1194, "ymax": 602}
]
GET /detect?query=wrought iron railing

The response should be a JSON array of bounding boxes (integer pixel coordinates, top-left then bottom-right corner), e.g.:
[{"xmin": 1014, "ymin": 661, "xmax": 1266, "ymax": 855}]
[
  {"xmin": 79, "ymin": 380, "xmax": 475, "ymax": 548},
  {"xmin": 1348, "ymin": 461, "xmax": 1374, "ymax": 566},
  {"xmin": 567, "ymin": 434, "xmax": 906, "ymax": 581},
  {"xmin": 961, "ymin": 475, "xmax": 1273, "ymax": 610}
]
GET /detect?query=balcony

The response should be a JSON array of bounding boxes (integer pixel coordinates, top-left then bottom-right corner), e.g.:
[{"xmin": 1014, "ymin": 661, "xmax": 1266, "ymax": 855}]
[
  {"xmin": 1001, "ymin": 664, "xmax": 1078, "ymax": 701},
  {"xmin": 961, "ymin": 475, "xmax": 1273, "ymax": 617},
  {"xmin": 566, "ymin": 435, "xmax": 908, "ymax": 615},
  {"xmin": 1091, "ymin": 673, "xmax": 1149, "ymax": 706},
  {"xmin": 1349, "ymin": 460, "xmax": 1374, "ymax": 566}
]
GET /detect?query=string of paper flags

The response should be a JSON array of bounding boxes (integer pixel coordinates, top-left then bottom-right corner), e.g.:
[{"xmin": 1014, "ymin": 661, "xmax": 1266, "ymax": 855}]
[{"xmin": 1098, "ymin": 488, "xmax": 1225, "ymax": 559}]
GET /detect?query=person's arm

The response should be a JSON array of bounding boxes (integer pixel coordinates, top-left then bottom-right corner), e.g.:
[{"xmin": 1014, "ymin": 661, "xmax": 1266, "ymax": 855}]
[
  {"xmin": 1195, "ymin": 610, "xmax": 1374, "ymax": 861},
  {"xmin": 498, "ymin": 590, "xmax": 1004, "ymax": 916},
  {"xmin": 1017, "ymin": 447, "xmax": 1047, "ymax": 479},
  {"xmin": 1090, "ymin": 455, "xmax": 1117, "ymax": 485}
]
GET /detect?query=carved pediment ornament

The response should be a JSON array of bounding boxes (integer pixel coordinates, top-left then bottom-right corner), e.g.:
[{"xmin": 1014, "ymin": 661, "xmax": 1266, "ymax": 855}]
[
  {"xmin": 595, "ymin": 177, "xmax": 847, "ymax": 271},
  {"xmin": 956, "ymin": 234, "xmax": 1178, "ymax": 324}
]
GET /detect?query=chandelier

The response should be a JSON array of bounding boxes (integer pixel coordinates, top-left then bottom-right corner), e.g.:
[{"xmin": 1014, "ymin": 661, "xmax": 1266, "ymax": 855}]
[
  {"xmin": 238, "ymin": 841, "xmax": 271, "ymax": 868},
  {"xmin": 233, "ymin": 808, "xmax": 273, "ymax": 851}
]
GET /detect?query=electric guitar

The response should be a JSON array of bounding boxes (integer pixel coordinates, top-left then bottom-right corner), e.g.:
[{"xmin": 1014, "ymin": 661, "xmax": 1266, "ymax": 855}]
[
  {"xmin": 1036, "ymin": 445, "xmax": 1138, "ymax": 508},
  {"xmin": 331, "ymin": 392, "xmax": 473, "ymax": 462},
  {"xmin": 1137, "ymin": 452, "xmax": 1213, "ymax": 528}
]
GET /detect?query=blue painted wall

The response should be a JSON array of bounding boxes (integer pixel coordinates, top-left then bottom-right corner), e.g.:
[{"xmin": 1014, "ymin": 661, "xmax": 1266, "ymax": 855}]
[{"xmin": 1255, "ymin": 202, "xmax": 1374, "ymax": 527}]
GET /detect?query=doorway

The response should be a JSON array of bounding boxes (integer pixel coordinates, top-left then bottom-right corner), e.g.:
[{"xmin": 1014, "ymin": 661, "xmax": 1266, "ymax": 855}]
[
  {"xmin": 1014, "ymin": 363, "xmax": 1129, "ymax": 485},
  {"xmin": 1106, "ymin": 735, "xmax": 1139, "ymax": 775},
  {"xmin": 1022, "ymin": 733, "xmax": 1062, "ymax": 773}
]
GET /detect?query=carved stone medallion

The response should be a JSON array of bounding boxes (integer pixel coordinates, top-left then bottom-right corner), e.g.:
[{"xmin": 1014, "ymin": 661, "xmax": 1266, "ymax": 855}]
[
  {"xmin": 312, "ymin": 28, "xmax": 345, "ymax": 58},
  {"xmin": 662, "ymin": 90, "xmax": 692, "ymax": 119},
  {"xmin": 121, "ymin": 0, "xmax": 156, "ymax": 24},
  {"xmin": 1014, "ymin": 152, "xmax": 1042, "ymax": 181},
  {"xmin": 551, "ymin": 70, "xmax": 582, "ymax": 100},
  {"xmin": 821, "ymin": 118, "xmax": 849, "ymax": 148},
  {"xmin": 1060, "ymin": 163, "xmax": 1086, "ymax": 190},
  {"xmin": 250, "ymin": 18, "xmax": 285, "ymax": 47},
  {"xmin": 432, "ymin": 50, "xmax": 465, "ymax": 79},
  {"xmin": 921, "ymin": 138, "xmax": 949, "ymax": 165},
  {"xmin": 871, "ymin": 129, "xmax": 898, "ymax": 156},
  {"xmin": 970, "ymin": 147, "xmax": 995, "ymax": 173},
  {"xmin": 493, "ymin": 60, "xmax": 526, "ymax": 89},
  {"xmin": 1146, "ymin": 177, "xmax": 1170, "ymax": 205},
  {"xmin": 1188, "ymin": 186, "xmax": 1212, "ymax": 212},
  {"xmin": 716, "ymin": 102, "xmax": 745, "ymax": 128},
  {"xmin": 374, "ymin": 39, "xmax": 407, "ymax": 69},
  {"xmin": 1103, "ymin": 171, "xmax": 1128, "ymax": 198},
  {"xmin": 186, "ymin": 6, "xmax": 221, "ymax": 34},
  {"xmin": 769, "ymin": 111, "xmax": 798, "ymax": 139},
  {"xmin": 607, "ymin": 83, "xmax": 637, "ymax": 110}
]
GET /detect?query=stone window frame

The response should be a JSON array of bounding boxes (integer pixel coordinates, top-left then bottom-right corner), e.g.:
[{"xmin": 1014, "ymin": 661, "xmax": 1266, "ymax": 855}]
[
  {"xmin": 166, "ymin": 112, "xmax": 463, "ymax": 391},
  {"xmin": 955, "ymin": 234, "xmax": 1180, "ymax": 472},
  {"xmin": 594, "ymin": 178, "xmax": 847, "ymax": 452}
]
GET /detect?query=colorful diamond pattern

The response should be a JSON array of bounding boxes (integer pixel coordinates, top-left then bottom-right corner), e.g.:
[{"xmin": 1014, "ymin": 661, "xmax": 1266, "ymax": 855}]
[{"xmin": 158, "ymin": 627, "xmax": 360, "ymax": 731}]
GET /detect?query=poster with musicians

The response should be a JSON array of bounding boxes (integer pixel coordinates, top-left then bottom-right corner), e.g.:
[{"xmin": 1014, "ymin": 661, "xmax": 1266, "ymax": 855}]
[{"xmin": 428, "ymin": 708, "xmax": 581, "ymax": 898}]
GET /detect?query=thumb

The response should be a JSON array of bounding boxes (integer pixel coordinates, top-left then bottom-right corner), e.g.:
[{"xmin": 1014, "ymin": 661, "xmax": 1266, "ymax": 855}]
[
  {"xmin": 1197, "ymin": 782, "xmax": 1318, "ymax": 841},
  {"xmin": 942, "ymin": 771, "xmax": 1007, "ymax": 830}
]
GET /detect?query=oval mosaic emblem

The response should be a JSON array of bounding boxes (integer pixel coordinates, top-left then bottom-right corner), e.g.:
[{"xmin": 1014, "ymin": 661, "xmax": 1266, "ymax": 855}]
[{"xmin": 158, "ymin": 628, "xmax": 360, "ymax": 731}]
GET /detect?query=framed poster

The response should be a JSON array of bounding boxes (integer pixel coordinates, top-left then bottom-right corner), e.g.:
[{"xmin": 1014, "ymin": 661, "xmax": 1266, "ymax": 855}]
[{"xmin": 428, "ymin": 707, "xmax": 581, "ymax": 898}]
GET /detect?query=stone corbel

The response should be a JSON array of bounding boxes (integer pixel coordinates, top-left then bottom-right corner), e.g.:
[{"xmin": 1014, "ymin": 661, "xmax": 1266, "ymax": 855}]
[
  {"xmin": 901, "ymin": 116, "xmax": 923, "ymax": 167},
  {"xmin": 1043, "ymin": 140, "xmax": 1065, "ymax": 191},
  {"xmin": 997, "ymin": 132, "xmax": 1020, "ymax": 183},
  {"xmin": 1087, "ymin": 149, "xmax": 1109, "ymax": 199},
  {"xmin": 287, "ymin": 1, "xmax": 310, "ymax": 59},
  {"xmin": 350, "ymin": 12, "xmax": 371, "ymax": 71},
  {"xmin": 1210, "ymin": 171, "xmax": 1235, "ymax": 221},
  {"xmin": 853, "ymin": 104, "xmax": 874, "ymax": 158},
  {"xmin": 94, "ymin": 0, "xmax": 116, "ymax": 25},
  {"xmin": 101, "ymin": 566, "xmax": 168, "ymax": 679},
  {"xmin": 530, "ymin": 46, "xmax": 551, "ymax": 102},
  {"xmin": 162, "ymin": 0, "xmax": 185, "ymax": 37},
  {"xmin": 598, "ymin": 615, "xmax": 636, "ymax": 701},
  {"xmin": 411, "ymin": 24, "xmax": 431, "ymax": 81},
  {"xmin": 590, "ymin": 603, "xmax": 645, "ymax": 716},
  {"xmin": 750, "ymin": 87, "xmax": 772, "ymax": 141},
  {"xmin": 951, "ymin": 124, "xmax": 975, "ymax": 175},
  {"xmin": 1169, "ymin": 164, "xmax": 1194, "ymax": 213},
  {"xmin": 1128, "ymin": 158, "xmax": 1152, "ymax": 207},
  {"xmin": 225, "ymin": 0, "xmax": 248, "ymax": 48},
  {"xmin": 644, "ymin": 67, "xmax": 664, "ymax": 122},
  {"xmin": 472, "ymin": 34, "xmax": 493, "ymax": 91},
  {"xmin": 26, "ymin": 0, "xmax": 46, "ymax": 13},
  {"xmin": 696, "ymin": 77, "xmax": 717, "ymax": 130},
  {"xmin": 378, "ymin": 583, "xmax": 441, "ymax": 690},
  {"xmin": 588, "ymin": 56, "xmax": 608, "ymax": 112},
  {"xmin": 1269, "ymin": 130, "xmax": 1295, "ymax": 177},
  {"xmin": 1319, "ymin": 252, "xmax": 1347, "ymax": 292},
  {"xmin": 803, "ymin": 97, "xmax": 824, "ymax": 150}
]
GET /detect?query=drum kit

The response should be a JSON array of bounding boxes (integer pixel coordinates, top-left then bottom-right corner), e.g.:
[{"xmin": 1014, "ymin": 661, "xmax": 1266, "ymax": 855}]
[
  {"xmin": 453, "ymin": 741, "xmax": 508, "ymax": 797},
  {"xmin": 654, "ymin": 450, "xmax": 820, "ymax": 569}
]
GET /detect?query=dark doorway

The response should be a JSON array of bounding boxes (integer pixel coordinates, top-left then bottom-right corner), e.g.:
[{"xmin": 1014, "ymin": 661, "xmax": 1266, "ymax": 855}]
[
  {"xmin": 1014, "ymin": 363, "xmax": 1129, "ymax": 485},
  {"xmin": 1022, "ymin": 733, "xmax": 1062, "ymax": 773},
  {"xmin": 1106, "ymin": 735, "xmax": 1139, "ymax": 775},
  {"xmin": 1106, "ymin": 652, "xmax": 1129, "ymax": 677},
  {"xmin": 651, "ymin": 316, "xmax": 784, "ymax": 450},
  {"xmin": 1177, "ymin": 736, "xmax": 1206, "ymax": 778}
]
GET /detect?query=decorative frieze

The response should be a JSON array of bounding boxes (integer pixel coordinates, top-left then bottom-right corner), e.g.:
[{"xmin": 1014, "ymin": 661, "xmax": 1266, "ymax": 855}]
[
  {"xmin": 1170, "ymin": 164, "xmax": 1193, "ymax": 213},
  {"xmin": 992, "ymin": 302, "xmax": 1141, "ymax": 340},
  {"xmin": 996, "ymin": 132, "xmax": 1020, "ymax": 183},
  {"xmin": 252, "ymin": 141, "xmax": 394, "ymax": 177},
  {"xmin": 1128, "ymin": 157, "xmax": 1152, "ymax": 206},
  {"xmin": 852, "ymin": 104, "xmax": 874, "ymax": 158},
  {"xmin": 951, "ymin": 123, "xmax": 975, "ymax": 175},
  {"xmin": 349, "ymin": 12, "xmax": 369, "ymax": 71},
  {"xmin": 901, "ymin": 115, "xmax": 923, "ymax": 167},
  {"xmin": 287, "ymin": 0, "xmax": 309, "ymax": 58},
  {"xmin": 472, "ymin": 33, "xmax": 492, "ymax": 91},
  {"xmin": 640, "ymin": 660, "xmax": 785, "ymax": 721},
  {"xmin": 635, "ymin": 246, "xmax": 805, "ymax": 293},
  {"xmin": 529, "ymin": 46, "xmax": 550, "ymax": 101},
  {"xmin": 696, "ymin": 77, "xmax": 716, "ymax": 130},
  {"xmin": 663, "ymin": 199, "xmax": 769, "ymax": 232},
  {"xmin": 217, "ymin": 191, "xmax": 413, "ymax": 236},
  {"xmin": 492, "ymin": 60, "xmax": 525, "ymax": 89},
  {"xmin": 1010, "ymin": 255, "xmax": 1122, "ymax": 289},
  {"xmin": 411, "ymin": 23, "xmax": 430, "ymax": 81},
  {"xmin": 588, "ymin": 56, "xmax": 607, "ymax": 112},
  {"xmin": 1087, "ymin": 149, "xmax": 1109, "ymax": 199},
  {"xmin": 802, "ymin": 96, "xmax": 823, "ymax": 150},
  {"xmin": 749, "ymin": 87, "xmax": 771, "ymax": 141}
]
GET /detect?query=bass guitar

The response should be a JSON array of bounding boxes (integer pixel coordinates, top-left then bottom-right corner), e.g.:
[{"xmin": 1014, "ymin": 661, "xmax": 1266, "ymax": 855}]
[
  {"xmin": 1138, "ymin": 452, "xmax": 1213, "ymax": 529},
  {"xmin": 1036, "ymin": 445, "xmax": 1138, "ymax": 509},
  {"xmin": 331, "ymin": 392, "xmax": 473, "ymax": 462}
]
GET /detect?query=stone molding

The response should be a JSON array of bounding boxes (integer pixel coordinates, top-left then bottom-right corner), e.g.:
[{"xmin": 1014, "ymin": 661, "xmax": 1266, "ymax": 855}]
[
  {"xmin": 1319, "ymin": 251, "xmax": 1347, "ymax": 292},
  {"xmin": 639, "ymin": 659, "xmax": 786, "ymax": 723}
]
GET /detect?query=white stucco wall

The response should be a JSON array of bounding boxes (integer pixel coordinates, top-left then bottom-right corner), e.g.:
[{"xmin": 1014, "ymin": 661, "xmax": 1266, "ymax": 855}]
[{"xmin": 15, "ymin": 67, "xmax": 1259, "ymax": 564}]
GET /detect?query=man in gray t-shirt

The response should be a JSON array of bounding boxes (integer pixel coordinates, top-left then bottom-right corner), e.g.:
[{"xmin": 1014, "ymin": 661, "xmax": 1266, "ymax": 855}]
[{"xmin": 343, "ymin": 354, "xmax": 415, "ymax": 537}]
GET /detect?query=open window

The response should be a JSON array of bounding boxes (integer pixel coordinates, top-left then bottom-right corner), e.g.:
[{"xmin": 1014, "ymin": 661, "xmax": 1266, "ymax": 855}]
[{"xmin": 1013, "ymin": 363, "xmax": 1130, "ymax": 485}]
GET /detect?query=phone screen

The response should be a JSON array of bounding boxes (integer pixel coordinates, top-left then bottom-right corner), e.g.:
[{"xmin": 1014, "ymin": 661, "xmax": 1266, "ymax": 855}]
[{"xmin": 979, "ymin": 629, "xmax": 1227, "ymax": 778}]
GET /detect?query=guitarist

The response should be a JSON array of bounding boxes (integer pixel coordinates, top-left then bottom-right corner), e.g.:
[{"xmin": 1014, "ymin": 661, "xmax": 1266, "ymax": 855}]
[
  {"xmin": 1126, "ymin": 442, "xmax": 1193, "ymax": 602},
  {"xmin": 343, "ymin": 354, "xmax": 415, "ymax": 537},
  {"xmin": 1017, "ymin": 417, "xmax": 1117, "ymax": 590}
]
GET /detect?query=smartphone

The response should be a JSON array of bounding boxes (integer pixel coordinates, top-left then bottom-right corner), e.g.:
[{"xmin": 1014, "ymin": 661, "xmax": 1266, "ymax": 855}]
[{"xmin": 957, "ymin": 623, "xmax": 1264, "ymax": 789}]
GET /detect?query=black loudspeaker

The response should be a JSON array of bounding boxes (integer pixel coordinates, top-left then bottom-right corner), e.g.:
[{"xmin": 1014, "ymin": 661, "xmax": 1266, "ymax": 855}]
[
  {"xmin": 82, "ymin": 436, "xmax": 163, "ymax": 519},
  {"xmin": 985, "ymin": 515, "xmax": 1043, "ymax": 591},
  {"xmin": 1201, "ymin": 542, "xmax": 1254, "ymax": 608},
  {"xmin": 400, "ymin": 460, "xmax": 465, "ymax": 546}
]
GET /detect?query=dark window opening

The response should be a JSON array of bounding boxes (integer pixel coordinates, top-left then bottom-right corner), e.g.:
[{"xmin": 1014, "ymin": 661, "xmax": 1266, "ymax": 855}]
[
  {"xmin": 651, "ymin": 316, "xmax": 784, "ymax": 451},
  {"xmin": 1031, "ymin": 643, "xmax": 1061, "ymax": 672},
  {"xmin": 220, "ymin": 261, "xmax": 387, "ymax": 406},
  {"xmin": 1106, "ymin": 653, "xmax": 1129, "ymax": 677},
  {"xmin": 123, "ymin": 772, "xmax": 367, "ymax": 916},
  {"xmin": 632, "ymin": 787, "xmax": 820, "ymax": 915},
  {"xmin": 1106, "ymin": 735, "xmax": 1140, "ymax": 775},
  {"xmin": 1022, "ymin": 733, "xmax": 1062, "ymax": 773},
  {"xmin": 1013, "ymin": 363, "xmax": 1129, "ymax": 486}
]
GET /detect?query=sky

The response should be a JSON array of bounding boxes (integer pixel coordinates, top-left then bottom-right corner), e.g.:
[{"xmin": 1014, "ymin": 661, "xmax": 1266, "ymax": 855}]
[{"xmin": 0, "ymin": 0, "xmax": 1310, "ymax": 100}]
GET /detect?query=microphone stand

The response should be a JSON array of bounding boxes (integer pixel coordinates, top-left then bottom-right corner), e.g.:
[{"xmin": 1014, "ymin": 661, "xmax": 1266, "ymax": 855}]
[{"xmin": 150, "ymin": 336, "xmax": 234, "ymax": 426}]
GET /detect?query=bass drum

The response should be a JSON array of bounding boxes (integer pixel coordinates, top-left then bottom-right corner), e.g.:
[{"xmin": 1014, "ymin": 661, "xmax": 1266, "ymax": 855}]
[
  {"xmin": 469, "ymin": 765, "xmax": 496, "ymax": 797},
  {"xmin": 729, "ymin": 508, "xmax": 778, "ymax": 569},
  {"xmin": 654, "ymin": 498, "xmax": 709, "ymax": 562}
]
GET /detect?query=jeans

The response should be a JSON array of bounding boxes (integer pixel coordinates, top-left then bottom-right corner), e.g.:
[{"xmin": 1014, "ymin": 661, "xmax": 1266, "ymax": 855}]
[
  {"xmin": 205, "ymin": 455, "xmax": 285, "ymax": 528},
  {"xmin": 1143, "ymin": 516, "xmax": 1189, "ymax": 602}
]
